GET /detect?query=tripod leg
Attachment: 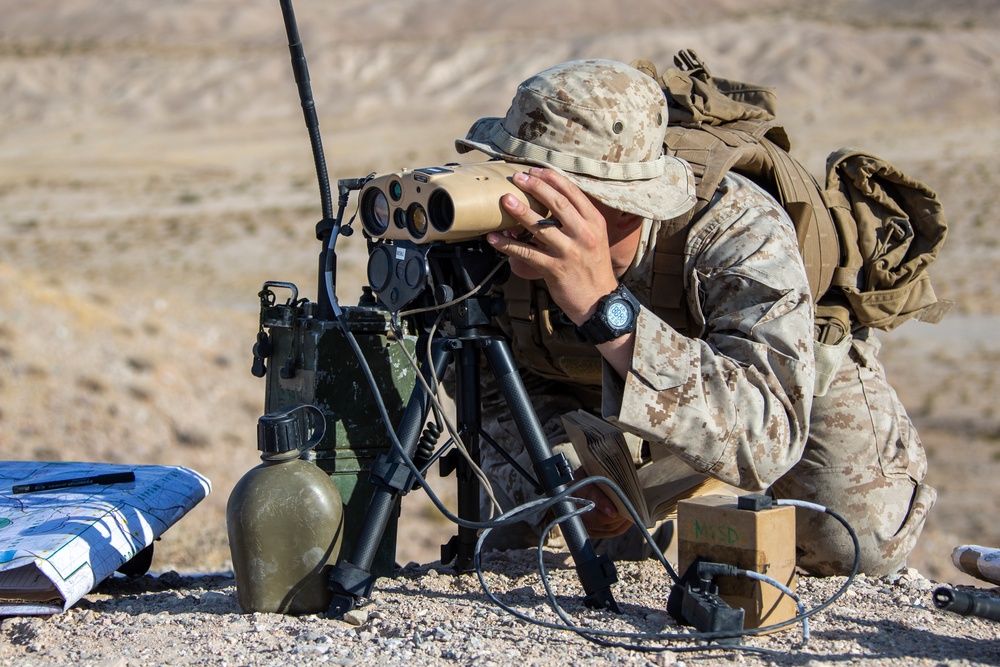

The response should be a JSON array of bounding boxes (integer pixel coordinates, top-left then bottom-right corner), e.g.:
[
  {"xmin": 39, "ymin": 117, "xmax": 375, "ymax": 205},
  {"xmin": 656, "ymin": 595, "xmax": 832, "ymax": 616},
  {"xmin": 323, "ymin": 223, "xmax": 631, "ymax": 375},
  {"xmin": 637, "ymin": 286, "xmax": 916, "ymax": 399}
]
[
  {"xmin": 439, "ymin": 338, "xmax": 484, "ymax": 572},
  {"xmin": 327, "ymin": 337, "xmax": 452, "ymax": 617},
  {"xmin": 482, "ymin": 337, "xmax": 620, "ymax": 612}
]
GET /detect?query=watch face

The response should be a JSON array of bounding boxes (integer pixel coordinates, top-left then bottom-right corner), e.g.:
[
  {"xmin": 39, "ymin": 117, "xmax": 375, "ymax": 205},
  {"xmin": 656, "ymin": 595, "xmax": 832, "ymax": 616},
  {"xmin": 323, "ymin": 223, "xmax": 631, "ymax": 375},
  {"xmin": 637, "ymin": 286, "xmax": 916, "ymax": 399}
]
[
  {"xmin": 606, "ymin": 300, "xmax": 632, "ymax": 330},
  {"xmin": 577, "ymin": 286, "xmax": 639, "ymax": 344}
]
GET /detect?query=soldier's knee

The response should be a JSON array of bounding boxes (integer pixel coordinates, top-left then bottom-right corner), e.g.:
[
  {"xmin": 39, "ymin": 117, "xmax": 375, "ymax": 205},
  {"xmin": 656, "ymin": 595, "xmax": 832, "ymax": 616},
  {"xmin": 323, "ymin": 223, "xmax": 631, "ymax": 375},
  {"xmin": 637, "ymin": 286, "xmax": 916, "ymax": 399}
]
[
  {"xmin": 793, "ymin": 483, "xmax": 937, "ymax": 577},
  {"xmin": 795, "ymin": 522, "xmax": 904, "ymax": 577}
]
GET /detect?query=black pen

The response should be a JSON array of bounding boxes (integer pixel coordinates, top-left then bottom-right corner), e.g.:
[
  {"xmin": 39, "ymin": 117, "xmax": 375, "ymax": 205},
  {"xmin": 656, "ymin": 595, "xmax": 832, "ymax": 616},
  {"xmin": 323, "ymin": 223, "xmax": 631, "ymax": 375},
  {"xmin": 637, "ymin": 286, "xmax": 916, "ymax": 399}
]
[{"xmin": 12, "ymin": 471, "xmax": 136, "ymax": 494}]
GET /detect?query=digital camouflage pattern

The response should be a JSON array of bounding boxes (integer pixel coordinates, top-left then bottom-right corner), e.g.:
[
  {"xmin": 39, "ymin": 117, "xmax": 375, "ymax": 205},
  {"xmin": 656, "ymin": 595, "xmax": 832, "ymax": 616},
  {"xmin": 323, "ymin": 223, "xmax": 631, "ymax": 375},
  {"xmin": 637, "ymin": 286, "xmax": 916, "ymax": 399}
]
[
  {"xmin": 455, "ymin": 59, "xmax": 697, "ymax": 222},
  {"xmin": 604, "ymin": 173, "xmax": 815, "ymax": 491},
  {"xmin": 481, "ymin": 173, "xmax": 934, "ymax": 576},
  {"xmin": 769, "ymin": 331, "xmax": 936, "ymax": 576}
]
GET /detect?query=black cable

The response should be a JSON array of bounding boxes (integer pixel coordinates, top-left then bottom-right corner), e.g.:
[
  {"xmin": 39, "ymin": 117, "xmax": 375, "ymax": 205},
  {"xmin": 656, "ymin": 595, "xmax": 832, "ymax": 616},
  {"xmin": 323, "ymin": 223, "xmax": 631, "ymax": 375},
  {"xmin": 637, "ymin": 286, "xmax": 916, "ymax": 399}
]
[
  {"xmin": 468, "ymin": 484, "xmax": 779, "ymax": 657},
  {"xmin": 469, "ymin": 484, "xmax": 861, "ymax": 654}
]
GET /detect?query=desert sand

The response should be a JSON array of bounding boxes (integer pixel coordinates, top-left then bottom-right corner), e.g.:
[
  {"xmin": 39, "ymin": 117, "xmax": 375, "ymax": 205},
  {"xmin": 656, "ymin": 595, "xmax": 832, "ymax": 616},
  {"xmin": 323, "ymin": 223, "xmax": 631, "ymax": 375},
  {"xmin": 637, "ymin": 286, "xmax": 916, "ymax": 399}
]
[{"xmin": 2, "ymin": 1, "xmax": 1000, "ymax": 664}]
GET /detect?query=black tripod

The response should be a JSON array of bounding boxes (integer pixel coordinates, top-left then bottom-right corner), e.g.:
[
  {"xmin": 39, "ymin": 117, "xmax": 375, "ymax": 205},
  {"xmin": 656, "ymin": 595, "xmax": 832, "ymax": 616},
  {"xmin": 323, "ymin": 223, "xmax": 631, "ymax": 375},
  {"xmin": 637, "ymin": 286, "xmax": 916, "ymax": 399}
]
[{"xmin": 326, "ymin": 241, "xmax": 620, "ymax": 617}]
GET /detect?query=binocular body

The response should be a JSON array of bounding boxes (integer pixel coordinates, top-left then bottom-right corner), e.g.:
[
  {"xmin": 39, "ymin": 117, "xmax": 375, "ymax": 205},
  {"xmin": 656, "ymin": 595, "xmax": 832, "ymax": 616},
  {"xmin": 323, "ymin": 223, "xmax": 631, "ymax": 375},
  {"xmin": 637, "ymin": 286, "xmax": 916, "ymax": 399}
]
[{"xmin": 359, "ymin": 160, "xmax": 547, "ymax": 243}]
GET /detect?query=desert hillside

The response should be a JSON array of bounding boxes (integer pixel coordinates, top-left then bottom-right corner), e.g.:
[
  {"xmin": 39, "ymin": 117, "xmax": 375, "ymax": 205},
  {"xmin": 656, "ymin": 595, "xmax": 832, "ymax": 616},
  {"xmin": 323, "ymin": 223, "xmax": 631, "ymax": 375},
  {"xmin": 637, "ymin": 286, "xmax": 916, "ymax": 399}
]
[{"xmin": 2, "ymin": 0, "xmax": 1000, "ymax": 592}]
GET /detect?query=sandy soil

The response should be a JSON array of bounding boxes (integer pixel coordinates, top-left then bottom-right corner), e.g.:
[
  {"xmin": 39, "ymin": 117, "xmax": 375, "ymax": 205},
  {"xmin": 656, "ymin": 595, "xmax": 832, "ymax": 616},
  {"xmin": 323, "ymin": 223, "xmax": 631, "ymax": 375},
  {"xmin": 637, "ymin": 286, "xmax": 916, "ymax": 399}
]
[{"xmin": 2, "ymin": 1, "xmax": 1000, "ymax": 664}]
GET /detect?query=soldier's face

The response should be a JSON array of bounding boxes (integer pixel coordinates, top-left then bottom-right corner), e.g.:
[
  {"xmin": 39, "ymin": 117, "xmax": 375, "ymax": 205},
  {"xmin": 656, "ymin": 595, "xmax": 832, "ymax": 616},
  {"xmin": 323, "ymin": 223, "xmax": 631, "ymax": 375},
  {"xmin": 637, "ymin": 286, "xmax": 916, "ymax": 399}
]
[{"xmin": 589, "ymin": 197, "xmax": 643, "ymax": 275}]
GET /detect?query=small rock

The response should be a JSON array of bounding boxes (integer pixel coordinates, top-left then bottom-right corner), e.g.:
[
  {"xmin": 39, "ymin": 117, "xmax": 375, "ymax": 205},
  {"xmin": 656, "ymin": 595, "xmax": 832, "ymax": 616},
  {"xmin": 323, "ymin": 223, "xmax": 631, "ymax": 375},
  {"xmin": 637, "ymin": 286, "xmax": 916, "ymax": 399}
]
[
  {"xmin": 343, "ymin": 609, "xmax": 369, "ymax": 626},
  {"xmin": 93, "ymin": 659, "xmax": 128, "ymax": 667},
  {"xmin": 157, "ymin": 571, "xmax": 184, "ymax": 588},
  {"xmin": 198, "ymin": 591, "xmax": 231, "ymax": 606},
  {"xmin": 431, "ymin": 627, "xmax": 452, "ymax": 642},
  {"xmin": 652, "ymin": 651, "xmax": 678, "ymax": 666},
  {"xmin": 297, "ymin": 630, "xmax": 332, "ymax": 644},
  {"xmin": 294, "ymin": 643, "xmax": 330, "ymax": 656}
]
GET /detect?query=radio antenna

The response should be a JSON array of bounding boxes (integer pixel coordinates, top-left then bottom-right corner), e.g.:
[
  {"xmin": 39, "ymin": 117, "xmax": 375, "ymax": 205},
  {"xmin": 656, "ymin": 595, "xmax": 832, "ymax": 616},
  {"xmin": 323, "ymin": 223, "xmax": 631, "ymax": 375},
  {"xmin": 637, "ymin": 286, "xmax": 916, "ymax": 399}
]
[
  {"xmin": 278, "ymin": 0, "xmax": 343, "ymax": 317},
  {"xmin": 280, "ymin": 0, "xmax": 331, "ymax": 219}
]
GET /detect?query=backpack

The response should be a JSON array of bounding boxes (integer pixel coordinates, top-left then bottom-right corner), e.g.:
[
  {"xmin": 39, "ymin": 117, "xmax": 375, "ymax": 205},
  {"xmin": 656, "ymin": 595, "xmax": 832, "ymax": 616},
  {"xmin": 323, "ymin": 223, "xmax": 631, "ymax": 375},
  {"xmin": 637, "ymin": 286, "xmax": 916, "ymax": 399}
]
[{"xmin": 634, "ymin": 50, "xmax": 951, "ymax": 347}]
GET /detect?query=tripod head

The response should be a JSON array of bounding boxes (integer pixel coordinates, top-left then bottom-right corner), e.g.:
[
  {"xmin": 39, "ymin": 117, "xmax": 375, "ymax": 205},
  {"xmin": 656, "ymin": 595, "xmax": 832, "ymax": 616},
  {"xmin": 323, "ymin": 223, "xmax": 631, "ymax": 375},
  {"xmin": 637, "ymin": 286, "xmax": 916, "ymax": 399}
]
[{"xmin": 365, "ymin": 235, "xmax": 510, "ymax": 323}]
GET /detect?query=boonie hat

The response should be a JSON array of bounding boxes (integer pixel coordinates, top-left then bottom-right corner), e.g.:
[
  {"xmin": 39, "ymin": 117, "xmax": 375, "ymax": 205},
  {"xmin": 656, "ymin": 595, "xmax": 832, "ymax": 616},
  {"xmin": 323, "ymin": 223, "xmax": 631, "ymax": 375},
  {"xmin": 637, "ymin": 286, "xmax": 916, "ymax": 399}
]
[{"xmin": 455, "ymin": 59, "xmax": 696, "ymax": 221}]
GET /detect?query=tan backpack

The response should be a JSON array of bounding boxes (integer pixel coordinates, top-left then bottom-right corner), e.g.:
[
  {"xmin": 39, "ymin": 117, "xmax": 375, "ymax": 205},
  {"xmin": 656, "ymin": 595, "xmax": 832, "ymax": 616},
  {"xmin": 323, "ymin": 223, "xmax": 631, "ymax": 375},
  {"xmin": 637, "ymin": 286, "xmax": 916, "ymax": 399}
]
[{"xmin": 636, "ymin": 50, "xmax": 950, "ymax": 342}]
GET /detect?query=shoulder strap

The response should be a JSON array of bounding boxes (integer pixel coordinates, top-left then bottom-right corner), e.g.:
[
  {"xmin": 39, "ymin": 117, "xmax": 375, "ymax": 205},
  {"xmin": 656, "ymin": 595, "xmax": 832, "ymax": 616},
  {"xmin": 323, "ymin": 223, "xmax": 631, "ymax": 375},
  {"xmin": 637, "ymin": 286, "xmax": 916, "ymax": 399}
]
[
  {"xmin": 659, "ymin": 119, "xmax": 839, "ymax": 302},
  {"xmin": 649, "ymin": 52, "xmax": 840, "ymax": 302},
  {"xmin": 650, "ymin": 217, "xmax": 693, "ymax": 334},
  {"xmin": 758, "ymin": 138, "xmax": 840, "ymax": 297}
]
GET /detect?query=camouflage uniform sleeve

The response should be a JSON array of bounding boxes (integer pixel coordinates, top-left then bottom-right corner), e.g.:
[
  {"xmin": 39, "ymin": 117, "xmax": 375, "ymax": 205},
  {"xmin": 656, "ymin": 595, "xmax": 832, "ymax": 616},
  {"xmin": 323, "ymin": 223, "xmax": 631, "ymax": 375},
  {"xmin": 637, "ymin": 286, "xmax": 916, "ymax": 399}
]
[{"xmin": 604, "ymin": 173, "xmax": 815, "ymax": 491}]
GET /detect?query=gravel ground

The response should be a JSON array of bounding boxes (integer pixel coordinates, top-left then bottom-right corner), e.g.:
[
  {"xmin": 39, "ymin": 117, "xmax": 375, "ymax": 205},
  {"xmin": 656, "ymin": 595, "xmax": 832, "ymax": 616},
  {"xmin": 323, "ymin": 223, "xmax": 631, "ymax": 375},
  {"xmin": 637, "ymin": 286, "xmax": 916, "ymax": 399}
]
[{"xmin": 1, "ymin": 550, "xmax": 998, "ymax": 667}]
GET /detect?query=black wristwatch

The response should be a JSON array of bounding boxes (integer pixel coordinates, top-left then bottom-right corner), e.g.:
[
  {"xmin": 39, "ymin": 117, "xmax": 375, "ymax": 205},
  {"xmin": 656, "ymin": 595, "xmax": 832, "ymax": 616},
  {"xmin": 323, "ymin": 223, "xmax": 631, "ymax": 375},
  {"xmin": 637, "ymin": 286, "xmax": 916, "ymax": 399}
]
[{"xmin": 576, "ymin": 284, "xmax": 640, "ymax": 345}]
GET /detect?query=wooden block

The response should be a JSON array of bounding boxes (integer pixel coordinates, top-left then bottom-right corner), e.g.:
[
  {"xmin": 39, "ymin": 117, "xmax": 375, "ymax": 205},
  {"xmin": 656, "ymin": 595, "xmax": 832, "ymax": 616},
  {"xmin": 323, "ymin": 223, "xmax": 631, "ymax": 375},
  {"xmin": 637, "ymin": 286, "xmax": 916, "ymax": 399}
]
[{"xmin": 677, "ymin": 494, "xmax": 797, "ymax": 630}]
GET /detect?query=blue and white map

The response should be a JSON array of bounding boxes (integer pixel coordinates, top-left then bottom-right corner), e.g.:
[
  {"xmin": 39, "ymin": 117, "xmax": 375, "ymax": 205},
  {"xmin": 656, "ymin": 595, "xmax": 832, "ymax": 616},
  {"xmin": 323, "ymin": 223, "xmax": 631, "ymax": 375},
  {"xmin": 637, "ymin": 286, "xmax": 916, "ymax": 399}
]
[{"xmin": 0, "ymin": 461, "xmax": 210, "ymax": 615}]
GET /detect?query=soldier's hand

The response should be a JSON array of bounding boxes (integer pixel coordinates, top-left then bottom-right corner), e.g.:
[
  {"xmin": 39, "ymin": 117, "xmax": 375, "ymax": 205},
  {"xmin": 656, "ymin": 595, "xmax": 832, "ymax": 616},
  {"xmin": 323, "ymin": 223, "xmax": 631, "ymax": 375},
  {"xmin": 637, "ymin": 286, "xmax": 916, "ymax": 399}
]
[
  {"xmin": 488, "ymin": 167, "xmax": 641, "ymax": 379},
  {"xmin": 487, "ymin": 167, "xmax": 620, "ymax": 326},
  {"xmin": 571, "ymin": 468, "xmax": 633, "ymax": 538}
]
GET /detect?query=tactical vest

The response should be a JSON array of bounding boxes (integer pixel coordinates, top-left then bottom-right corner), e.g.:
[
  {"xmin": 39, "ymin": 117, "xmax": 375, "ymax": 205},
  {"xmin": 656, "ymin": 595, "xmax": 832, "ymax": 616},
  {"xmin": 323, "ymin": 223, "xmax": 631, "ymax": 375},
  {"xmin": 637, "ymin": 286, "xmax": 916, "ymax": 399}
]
[{"xmin": 500, "ymin": 275, "xmax": 605, "ymax": 390}]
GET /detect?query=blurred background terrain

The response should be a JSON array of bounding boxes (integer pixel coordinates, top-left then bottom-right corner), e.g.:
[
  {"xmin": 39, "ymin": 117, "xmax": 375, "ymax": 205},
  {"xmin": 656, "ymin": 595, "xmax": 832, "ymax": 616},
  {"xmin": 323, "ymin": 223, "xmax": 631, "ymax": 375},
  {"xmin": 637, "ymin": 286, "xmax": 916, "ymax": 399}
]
[{"xmin": 2, "ymin": 0, "xmax": 1000, "ymax": 587}]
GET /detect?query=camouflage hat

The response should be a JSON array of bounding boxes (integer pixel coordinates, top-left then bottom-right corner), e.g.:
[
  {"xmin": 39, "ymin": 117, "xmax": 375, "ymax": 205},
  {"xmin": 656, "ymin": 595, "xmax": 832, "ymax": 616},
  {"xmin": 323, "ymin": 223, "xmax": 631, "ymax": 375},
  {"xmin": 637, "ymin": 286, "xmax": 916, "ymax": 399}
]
[{"xmin": 455, "ymin": 59, "xmax": 696, "ymax": 221}]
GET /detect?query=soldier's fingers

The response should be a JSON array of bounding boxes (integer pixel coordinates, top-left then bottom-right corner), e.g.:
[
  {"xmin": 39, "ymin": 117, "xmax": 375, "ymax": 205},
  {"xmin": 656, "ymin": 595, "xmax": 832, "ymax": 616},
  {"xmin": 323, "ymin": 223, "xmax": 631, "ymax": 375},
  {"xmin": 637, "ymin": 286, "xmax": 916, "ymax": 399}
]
[
  {"xmin": 521, "ymin": 167, "xmax": 594, "ymax": 219},
  {"xmin": 487, "ymin": 227, "xmax": 554, "ymax": 267},
  {"xmin": 500, "ymin": 190, "xmax": 568, "ymax": 252},
  {"xmin": 507, "ymin": 169, "xmax": 594, "ymax": 235}
]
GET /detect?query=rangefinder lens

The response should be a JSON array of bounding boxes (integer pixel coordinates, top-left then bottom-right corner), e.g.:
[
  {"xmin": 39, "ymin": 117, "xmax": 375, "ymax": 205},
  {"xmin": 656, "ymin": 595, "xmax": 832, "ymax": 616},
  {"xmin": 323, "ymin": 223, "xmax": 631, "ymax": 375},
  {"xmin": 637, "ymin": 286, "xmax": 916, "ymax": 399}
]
[
  {"xmin": 367, "ymin": 245, "xmax": 391, "ymax": 291},
  {"xmin": 427, "ymin": 189, "xmax": 454, "ymax": 233},
  {"xmin": 407, "ymin": 203, "xmax": 428, "ymax": 239},
  {"xmin": 360, "ymin": 188, "xmax": 390, "ymax": 235},
  {"xmin": 388, "ymin": 180, "xmax": 403, "ymax": 201}
]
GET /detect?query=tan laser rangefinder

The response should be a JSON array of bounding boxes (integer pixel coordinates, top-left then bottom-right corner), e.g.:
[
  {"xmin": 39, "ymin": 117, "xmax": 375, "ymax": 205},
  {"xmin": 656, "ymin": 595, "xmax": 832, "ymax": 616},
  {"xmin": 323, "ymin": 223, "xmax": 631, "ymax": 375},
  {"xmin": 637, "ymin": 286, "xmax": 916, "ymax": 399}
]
[{"xmin": 358, "ymin": 161, "xmax": 548, "ymax": 243}]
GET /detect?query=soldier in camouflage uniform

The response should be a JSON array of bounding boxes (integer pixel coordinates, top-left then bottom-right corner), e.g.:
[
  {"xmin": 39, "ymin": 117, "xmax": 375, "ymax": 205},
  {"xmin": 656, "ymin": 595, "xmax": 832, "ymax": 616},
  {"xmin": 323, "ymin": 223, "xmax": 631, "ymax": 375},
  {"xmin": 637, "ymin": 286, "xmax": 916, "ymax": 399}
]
[{"xmin": 452, "ymin": 59, "xmax": 935, "ymax": 576}]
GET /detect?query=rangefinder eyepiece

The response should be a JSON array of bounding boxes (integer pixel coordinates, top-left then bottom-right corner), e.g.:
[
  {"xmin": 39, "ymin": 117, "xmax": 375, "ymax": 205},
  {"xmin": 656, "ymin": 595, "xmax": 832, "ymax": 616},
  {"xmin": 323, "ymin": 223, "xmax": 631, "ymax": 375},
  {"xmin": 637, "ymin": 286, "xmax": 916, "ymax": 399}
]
[{"xmin": 359, "ymin": 161, "xmax": 548, "ymax": 243}]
